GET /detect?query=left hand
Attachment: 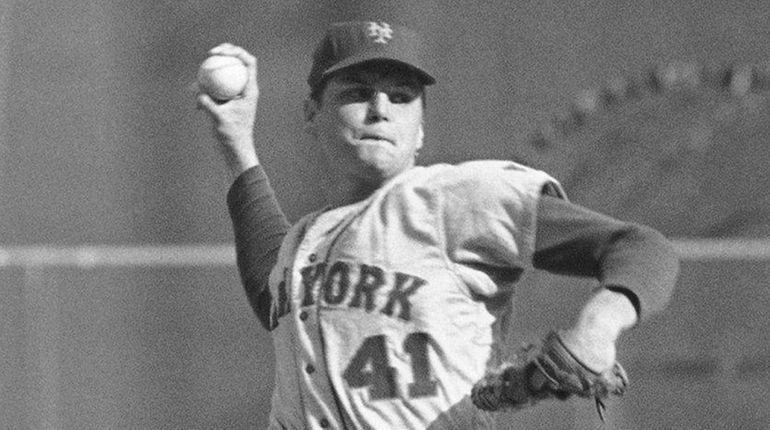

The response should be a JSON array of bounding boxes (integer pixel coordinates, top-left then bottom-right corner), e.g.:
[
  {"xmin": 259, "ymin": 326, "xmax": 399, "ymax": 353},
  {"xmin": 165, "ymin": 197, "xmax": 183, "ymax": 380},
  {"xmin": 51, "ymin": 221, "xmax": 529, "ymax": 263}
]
[
  {"xmin": 471, "ymin": 330, "xmax": 630, "ymax": 421},
  {"xmin": 471, "ymin": 287, "xmax": 637, "ymax": 419}
]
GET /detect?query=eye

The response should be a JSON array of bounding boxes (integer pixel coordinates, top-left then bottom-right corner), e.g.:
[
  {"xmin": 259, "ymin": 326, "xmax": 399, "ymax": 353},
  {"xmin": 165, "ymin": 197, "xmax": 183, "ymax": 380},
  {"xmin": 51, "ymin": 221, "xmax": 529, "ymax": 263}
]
[
  {"xmin": 387, "ymin": 88, "xmax": 420, "ymax": 104},
  {"xmin": 339, "ymin": 86, "xmax": 374, "ymax": 103}
]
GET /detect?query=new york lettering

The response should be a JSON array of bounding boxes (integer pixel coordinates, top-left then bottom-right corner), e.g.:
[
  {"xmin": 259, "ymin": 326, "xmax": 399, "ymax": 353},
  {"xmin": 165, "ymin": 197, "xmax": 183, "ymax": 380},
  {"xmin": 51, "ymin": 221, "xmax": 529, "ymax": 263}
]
[
  {"xmin": 265, "ymin": 268, "xmax": 292, "ymax": 330},
  {"xmin": 287, "ymin": 261, "xmax": 426, "ymax": 322}
]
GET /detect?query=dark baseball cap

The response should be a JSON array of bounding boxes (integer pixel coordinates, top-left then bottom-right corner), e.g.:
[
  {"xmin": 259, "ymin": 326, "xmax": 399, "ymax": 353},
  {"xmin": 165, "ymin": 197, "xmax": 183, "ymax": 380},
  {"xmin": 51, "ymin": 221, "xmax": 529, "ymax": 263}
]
[{"xmin": 307, "ymin": 21, "xmax": 436, "ymax": 90}]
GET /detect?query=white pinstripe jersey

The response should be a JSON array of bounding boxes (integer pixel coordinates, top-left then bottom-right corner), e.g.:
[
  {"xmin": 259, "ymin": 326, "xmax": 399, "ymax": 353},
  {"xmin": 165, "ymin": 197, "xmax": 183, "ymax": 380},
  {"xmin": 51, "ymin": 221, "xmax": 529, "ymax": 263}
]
[{"xmin": 264, "ymin": 160, "xmax": 564, "ymax": 429}]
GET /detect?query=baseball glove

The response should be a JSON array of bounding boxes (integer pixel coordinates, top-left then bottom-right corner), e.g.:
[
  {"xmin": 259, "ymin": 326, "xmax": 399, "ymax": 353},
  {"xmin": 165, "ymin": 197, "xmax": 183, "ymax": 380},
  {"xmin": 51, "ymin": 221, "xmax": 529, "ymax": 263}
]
[{"xmin": 471, "ymin": 331, "xmax": 628, "ymax": 421}]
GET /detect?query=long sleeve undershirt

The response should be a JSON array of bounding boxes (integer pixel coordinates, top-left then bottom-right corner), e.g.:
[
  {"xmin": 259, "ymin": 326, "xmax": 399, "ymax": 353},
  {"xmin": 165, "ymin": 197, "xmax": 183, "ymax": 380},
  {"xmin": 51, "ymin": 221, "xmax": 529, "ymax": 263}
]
[{"xmin": 227, "ymin": 166, "xmax": 678, "ymax": 321}]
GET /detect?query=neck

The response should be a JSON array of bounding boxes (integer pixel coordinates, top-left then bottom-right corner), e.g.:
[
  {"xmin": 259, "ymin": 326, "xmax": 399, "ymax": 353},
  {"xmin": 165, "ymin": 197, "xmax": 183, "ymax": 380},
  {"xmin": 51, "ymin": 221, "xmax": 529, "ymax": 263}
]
[
  {"xmin": 317, "ymin": 154, "xmax": 418, "ymax": 208},
  {"xmin": 322, "ymin": 173, "xmax": 384, "ymax": 208},
  {"xmin": 322, "ymin": 163, "xmax": 419, "ymax": 208}
]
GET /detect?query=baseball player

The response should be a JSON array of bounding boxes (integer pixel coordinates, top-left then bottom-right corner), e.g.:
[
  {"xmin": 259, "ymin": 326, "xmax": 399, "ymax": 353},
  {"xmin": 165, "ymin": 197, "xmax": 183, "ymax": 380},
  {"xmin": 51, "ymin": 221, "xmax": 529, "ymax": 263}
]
[{"xmin": 196, "ymin": 21, "xmax": 679, "ymax": 430}]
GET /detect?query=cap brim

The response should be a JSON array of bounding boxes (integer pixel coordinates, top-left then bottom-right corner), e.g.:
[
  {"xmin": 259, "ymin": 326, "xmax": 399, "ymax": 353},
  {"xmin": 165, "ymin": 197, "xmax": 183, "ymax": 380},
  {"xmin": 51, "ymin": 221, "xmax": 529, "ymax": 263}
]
[{"xmin": 321, "ymin": 55, "xmax": 436, "ymax": 86}]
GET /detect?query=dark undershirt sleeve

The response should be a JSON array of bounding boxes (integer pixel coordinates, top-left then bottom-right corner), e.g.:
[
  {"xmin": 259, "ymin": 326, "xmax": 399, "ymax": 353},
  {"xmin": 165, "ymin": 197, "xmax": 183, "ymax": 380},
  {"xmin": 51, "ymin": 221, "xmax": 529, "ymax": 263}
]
[
  {"xmin": 533, "ymin": 194, "xmax": 679, "ymax": 319},
  {"xmin": 226, "ymin": 165, "xmax": 291, "ymax": 325}
]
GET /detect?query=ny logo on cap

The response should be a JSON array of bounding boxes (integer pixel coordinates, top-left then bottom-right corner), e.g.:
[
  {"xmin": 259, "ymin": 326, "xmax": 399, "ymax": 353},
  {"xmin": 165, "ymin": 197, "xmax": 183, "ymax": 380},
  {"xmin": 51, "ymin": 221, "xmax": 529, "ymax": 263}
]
[{"xmin": 366, "ymin": 22, "xmax": 393, "ymax": 44}]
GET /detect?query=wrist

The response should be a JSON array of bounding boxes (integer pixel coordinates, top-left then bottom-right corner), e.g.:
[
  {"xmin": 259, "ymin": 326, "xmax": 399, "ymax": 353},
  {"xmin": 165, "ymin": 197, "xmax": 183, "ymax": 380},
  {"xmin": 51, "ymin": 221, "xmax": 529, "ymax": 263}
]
[
  {"xmin": 559, "ymin": 288, "xmax": 638, "ymax": 371},
  {"xmin": 227, "ymin": 153, "xmax": 259, "ymax": 181},
  {"xmin": 220, "ymin": 142, "xmax": 259, "ymax": 180},
  {"xmin": 558, "ymin": 329, "xmax": 617, "ymax": 372}
]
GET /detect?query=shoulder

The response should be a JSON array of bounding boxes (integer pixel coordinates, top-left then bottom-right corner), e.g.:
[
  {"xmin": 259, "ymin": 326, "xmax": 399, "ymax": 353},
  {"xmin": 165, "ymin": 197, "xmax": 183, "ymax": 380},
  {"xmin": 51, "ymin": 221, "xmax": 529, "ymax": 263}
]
[
  {"xmin": 281, "ymin": 210, "xmax": 324, "ymax": 244},
  {"xmin": 396, "ymin": 160, "xmax": 565, "ymax": 199}
]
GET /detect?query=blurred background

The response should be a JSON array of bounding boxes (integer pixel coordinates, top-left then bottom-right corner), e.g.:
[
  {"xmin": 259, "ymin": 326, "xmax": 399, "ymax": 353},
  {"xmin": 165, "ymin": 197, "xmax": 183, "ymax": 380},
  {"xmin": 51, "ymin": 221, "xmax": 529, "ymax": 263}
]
[{"xmin": 1, "ymin": 0, "xmax": 769, "ymax": 428}]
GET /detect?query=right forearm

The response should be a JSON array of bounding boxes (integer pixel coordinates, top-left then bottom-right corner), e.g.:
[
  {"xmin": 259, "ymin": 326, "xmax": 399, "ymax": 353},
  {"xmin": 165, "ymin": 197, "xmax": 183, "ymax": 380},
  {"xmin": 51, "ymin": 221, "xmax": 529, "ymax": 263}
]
[
  {"xmin": 227, "ymin": 166, "xmax": 291, "ymax": 314},
  {"xmin": 219, "ymin": 136, "xmax": 260, "ymax": 181},
  {"xmin": 197, "ymin": 45, "xmax": 287, "ymax": 319}
]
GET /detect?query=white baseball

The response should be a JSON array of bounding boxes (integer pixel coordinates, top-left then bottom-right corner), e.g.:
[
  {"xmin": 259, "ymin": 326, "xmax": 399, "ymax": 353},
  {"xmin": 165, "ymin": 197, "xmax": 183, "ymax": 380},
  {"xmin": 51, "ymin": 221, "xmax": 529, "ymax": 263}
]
[{"xmin": 197, "ymin": 55, "xmax": 248, "ymax": 101}]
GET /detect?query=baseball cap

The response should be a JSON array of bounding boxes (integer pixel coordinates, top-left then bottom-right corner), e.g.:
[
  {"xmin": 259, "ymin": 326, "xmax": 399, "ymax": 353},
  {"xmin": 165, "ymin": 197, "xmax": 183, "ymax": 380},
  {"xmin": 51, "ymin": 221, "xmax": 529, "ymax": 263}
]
[{"xmin": 307, "ymin": 21, "xmax": 436, "ymax": 90}]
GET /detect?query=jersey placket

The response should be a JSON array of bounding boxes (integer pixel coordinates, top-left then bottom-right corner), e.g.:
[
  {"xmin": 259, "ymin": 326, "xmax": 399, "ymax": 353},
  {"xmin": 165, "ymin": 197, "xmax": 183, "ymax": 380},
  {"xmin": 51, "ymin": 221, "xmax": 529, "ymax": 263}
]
[{"xmin": 291, "ymin": 208, "xmax": 359, "ymax": 429}]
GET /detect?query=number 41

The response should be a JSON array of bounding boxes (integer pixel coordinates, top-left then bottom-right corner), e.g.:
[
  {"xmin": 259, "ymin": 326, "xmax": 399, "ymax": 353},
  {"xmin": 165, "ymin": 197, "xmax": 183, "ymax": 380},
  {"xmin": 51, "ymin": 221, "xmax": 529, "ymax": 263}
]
[{"xmin": 342, "ymin": 332, "xmax": 437, "ymax": 400}]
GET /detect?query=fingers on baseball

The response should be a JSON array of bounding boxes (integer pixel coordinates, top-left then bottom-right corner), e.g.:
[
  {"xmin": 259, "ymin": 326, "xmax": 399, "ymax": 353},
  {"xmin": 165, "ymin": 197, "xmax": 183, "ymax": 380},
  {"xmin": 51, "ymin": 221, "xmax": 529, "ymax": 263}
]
[
  {"xmin": 190, "ymin": 80, "xmax": 228, "ymax": 108},
  {"xmin": 207, "ymin": 43, "xmax": 258, "ymax": 91},
  {"xmin": 196, "ymin": 92, "xmax": 223, "ymax": 114}
]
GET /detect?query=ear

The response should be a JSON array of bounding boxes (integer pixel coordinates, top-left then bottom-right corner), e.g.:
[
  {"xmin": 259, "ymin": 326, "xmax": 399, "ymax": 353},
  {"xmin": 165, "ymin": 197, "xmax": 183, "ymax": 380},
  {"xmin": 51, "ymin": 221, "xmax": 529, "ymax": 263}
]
[
  {"xmin": 303, "ymin": 98, "xmax": 319, "ymax": 136},
  {"xmin": 416, "ymin": 123, "xmax": 425, "ymax": 150}
]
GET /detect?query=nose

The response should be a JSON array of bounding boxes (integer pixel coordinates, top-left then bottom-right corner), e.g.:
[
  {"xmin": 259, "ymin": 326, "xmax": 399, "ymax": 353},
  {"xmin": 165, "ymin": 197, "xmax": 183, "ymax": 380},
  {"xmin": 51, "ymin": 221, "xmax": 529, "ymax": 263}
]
[{"xmin": 365, "ymin": 91, "xmax": 390, "ymax": 122}]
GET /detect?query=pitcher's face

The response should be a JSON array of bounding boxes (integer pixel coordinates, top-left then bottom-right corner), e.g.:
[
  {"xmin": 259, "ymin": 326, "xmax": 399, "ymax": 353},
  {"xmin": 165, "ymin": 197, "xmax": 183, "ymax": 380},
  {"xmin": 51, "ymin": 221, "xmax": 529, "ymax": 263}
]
[{"xmin": 305, "ymin": 64, "xmax": 425, "ymax": 183}]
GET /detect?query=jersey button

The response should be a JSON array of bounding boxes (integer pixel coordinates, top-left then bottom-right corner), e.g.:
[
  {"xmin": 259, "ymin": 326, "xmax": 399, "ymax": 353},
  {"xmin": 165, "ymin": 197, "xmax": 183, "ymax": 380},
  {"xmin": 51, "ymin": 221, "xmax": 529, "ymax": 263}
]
[
  {"xmin": 299, "ymin": 311, "xmax": 309, "ymax": 321},
  {"xmin": 309, "ymin": 253, "xmax": 317, "ymax": 262},
  {"xmin": 306, "ymin": 364, "xmax": 315, "ymax": 374},
  {"xmin": 320, "ymin": 418, "xmax": 329, "ymax": 428}
]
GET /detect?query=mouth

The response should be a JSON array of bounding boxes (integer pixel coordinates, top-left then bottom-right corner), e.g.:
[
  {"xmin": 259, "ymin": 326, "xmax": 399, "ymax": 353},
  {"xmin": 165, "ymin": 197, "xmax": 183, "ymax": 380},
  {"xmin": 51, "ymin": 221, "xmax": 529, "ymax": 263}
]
[{"xmin": 356, "ymin": 132, "xmax": 393, "ymax": 145}]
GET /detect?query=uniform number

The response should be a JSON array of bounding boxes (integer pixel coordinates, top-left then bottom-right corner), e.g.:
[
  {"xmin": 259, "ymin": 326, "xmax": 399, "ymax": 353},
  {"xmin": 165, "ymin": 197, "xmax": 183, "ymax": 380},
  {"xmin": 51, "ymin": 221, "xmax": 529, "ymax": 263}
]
[{"xmin": 342, "ymin": 332, "xmax": 437, "ymax": 400}]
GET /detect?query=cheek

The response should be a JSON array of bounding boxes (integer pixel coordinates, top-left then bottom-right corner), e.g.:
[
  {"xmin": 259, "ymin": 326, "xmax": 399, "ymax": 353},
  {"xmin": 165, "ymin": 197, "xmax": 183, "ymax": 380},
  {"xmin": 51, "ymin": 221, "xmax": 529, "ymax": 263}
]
[
  {"xmin": 401, "ymin": 114, "xmax": 424, "ymax": 143},
  {"xmin": 314, "ymin": 114, "xmax": 353, "ymax": 141},
  {"xmin": 335, "ymin": 105, "xmax": 367, "ymax": 127},
  {"xmin": 400, "ymin": 105, "xmax": 423, "ymax": 127}
]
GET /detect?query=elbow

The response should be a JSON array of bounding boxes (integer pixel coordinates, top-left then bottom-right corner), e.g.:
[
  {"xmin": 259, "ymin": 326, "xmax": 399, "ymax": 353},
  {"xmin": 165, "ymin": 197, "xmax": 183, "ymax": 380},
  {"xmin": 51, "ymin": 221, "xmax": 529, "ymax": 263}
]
[
  {"xmin": 243, "ymin": 276, "xmax": 276, "ymax": 331},
  {"xmin": 634, "ymin": 224, "xmax": 681, "ymax": 317},
  {"xmin": 604, "ymin": 223, "xmax": 680, "ymax": 319}
]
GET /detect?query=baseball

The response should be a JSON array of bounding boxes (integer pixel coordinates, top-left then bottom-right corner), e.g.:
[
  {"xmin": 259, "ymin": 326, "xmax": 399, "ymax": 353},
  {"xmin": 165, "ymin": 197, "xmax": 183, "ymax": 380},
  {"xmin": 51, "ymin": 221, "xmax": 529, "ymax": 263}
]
[{"xmin": 197, "ymin": 55, "xmax": 248, "ymax": 101}]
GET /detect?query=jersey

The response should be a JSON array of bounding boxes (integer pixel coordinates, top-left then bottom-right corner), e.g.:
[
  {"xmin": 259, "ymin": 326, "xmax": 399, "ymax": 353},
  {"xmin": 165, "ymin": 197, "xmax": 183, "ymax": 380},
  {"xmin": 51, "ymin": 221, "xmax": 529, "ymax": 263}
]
[{"xmin": 262, "ymin": 160, "xmax": 565, "ymax": 429}]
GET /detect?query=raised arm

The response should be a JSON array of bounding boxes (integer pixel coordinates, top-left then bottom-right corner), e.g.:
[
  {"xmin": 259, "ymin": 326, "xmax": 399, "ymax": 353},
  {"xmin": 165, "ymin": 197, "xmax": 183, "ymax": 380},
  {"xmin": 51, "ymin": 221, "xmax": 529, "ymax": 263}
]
[{"xmin": 196, "ymin": 44, "xmax": 290, "ymax": 327}]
